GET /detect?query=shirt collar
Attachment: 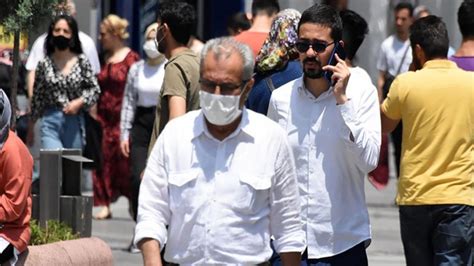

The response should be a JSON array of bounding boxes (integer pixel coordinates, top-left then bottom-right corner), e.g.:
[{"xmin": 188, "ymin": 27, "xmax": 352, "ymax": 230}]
[
  {"xmin": 296, "ymin": 77, "xmax": 334, "ymax": 102},
  {"xmin": 422, "ymin": 59, "xmax": 458, "ymax": 70},
  {"xmin": 193, "ymin": 108, "xmax": 255, "ymax": 142}
]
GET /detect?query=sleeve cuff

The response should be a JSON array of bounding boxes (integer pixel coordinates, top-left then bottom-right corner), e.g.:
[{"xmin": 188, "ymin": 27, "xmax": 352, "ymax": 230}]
[
  {"xmin": 273, "ymin": 232, "xmax": 306, "ymax": 254},
  {"xmin": 134, "ymin": 220, "xmax": 167, "ymax": 251},
  {"xmin": 120, "ymin": 131, "xmax": 130, "ymax": 142}
]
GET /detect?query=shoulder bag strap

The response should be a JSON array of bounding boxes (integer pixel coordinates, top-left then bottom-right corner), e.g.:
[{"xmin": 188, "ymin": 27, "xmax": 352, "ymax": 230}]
[{"xmin": 395, "ymin": 44, "xmax": 410, "ymax": 76}]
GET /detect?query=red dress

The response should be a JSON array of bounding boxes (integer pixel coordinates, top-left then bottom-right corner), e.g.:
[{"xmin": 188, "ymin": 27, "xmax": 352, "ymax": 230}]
[{"xmin": 94, "ymin": 51, "xmax": 140, "ymax": 206}]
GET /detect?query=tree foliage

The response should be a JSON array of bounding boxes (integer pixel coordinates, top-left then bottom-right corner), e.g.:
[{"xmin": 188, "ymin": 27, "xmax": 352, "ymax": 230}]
[
  {"xmin": 0, "ymin": 0, "xmax": 65, "ymax": 128},
  {"xmin": 1, "ymin": 0, "xmax": 67, "ymax": 31}
]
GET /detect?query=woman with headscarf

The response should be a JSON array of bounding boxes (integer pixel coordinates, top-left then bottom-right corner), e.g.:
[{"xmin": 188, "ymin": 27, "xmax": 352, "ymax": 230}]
[
  {"xmin": 246, "ymin": 9, "xmax": 302, "ymax": 115},
  {"xmin": 93, "ymin": 14, "xmax": 140, "ymax": 220},
  {"xmin": 0, "ymin": 89, "xmax": 33, "ymax": 264},
  {"xmin": 119, "ymin": 23, "xmax": 167, "ymax": 223}
]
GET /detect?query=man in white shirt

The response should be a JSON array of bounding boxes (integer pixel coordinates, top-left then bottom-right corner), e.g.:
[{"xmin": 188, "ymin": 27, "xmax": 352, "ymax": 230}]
[
  {"xmin": 25, "ymin": 0, "xmax": 100, "ymax": 98},
  {"xmin": 268, "ymin": 4, "xmax": 380, "ymax": 264},
  {"xmin": 135, "ymin": 37, "xmax": 305, "ymax": 265},
  {"xmin": 376, "ymin": 2, "xmax": 413, "ymax": 179}
]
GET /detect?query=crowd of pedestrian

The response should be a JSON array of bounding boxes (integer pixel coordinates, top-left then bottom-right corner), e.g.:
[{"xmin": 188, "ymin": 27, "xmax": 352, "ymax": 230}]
[{"xmin": 0, "ymin": 0, "xmax": 472, "ymax": 265}]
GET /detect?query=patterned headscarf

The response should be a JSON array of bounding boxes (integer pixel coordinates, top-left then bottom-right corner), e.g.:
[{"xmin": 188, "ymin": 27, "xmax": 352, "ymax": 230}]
[
  {"xmin": 0, "ymin": 89, "xmax": 11, "ymax": 149},
  {"xmin": 255, "ymin": 9, "xmax": 301, "ymax": 74}
]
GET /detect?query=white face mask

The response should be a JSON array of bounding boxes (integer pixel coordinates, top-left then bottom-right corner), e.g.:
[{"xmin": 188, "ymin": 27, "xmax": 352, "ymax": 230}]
[
  {"xmin": 143, "ymin": 40, "xmax": 161, "ymax": 59},
  {"xmin": 199, "ymin": 90, "xmax": 243, "ymax": 126}
]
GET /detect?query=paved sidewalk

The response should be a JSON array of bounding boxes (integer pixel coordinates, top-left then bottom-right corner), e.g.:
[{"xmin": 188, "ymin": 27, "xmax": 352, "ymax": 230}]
[{"xmin": 92, "ymin": 177, "xmax": 405, "ymax": 266}]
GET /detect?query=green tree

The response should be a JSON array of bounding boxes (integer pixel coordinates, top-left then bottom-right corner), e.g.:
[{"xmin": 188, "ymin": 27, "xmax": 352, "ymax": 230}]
[{"xmin": 0, "ymin": 0, "xmax": 65, "ymax": 128}]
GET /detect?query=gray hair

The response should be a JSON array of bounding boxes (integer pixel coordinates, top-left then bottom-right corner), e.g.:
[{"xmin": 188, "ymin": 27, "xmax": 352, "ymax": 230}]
[{"xmin": 200, "ymin": 37, "xmax": 255, "ymax": 81}]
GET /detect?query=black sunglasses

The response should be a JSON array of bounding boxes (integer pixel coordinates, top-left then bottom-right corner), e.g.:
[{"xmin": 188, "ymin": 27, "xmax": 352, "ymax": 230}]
[
  {"xmin": 295, "ymin": 40, "xmax": 335, "ymax": 53},
  {"xmin": 199, "ymin": 78, "xmax": 249, "ymax": 94}
]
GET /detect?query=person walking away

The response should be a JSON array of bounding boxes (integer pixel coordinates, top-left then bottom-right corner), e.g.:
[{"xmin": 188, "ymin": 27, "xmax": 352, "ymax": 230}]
[{"xmin": 381, "ymin": 16, "xmax": 473, "ymax": 266}]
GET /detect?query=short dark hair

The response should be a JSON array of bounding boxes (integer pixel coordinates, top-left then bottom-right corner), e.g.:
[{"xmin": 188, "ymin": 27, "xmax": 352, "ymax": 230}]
[
  {"xmin": 298, "ymin": 4, "xmax": 342, "ymax": 42},
  {"xmin": 251, "ymin": 0, "xmax": 280, "ymax": 17},
  {"xmin": 340, "ymin": 9, "xmax": 368, "ymax": 61},
  {"xmin": 394, "ymin": 2, "xmax": 414, "ymax": 17},
  {"xmin": 45, "ymin": 15, "xmax": 82, "ymax": 56},
  {"xmin": 458, "ymin": 0, "xmax": 474, "ymax": 38},
  {"xmin": 156, "ymin": 1, "xmax": 196, "ymax": 45},
  {"xmin": 227, "ymin": 12, "xmax": 251, "ymax": 33},
  {"xmin": 410, "ymin": 15, "xmax": 449, "ymax": 59}
]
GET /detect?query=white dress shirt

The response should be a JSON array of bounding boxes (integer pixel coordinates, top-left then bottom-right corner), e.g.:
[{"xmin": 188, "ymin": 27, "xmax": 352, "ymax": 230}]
[
  {"xmin": 135, "ymin": 108, "xmax": 305, "ymax": 265},
  {"xmin": 267, "ymin": 67, "xmax": 381, "ymax": 259},
  {"xmin": 377, "ymin": 35, "xmax": 412, "ymax": 76},
  {"xmin": 25, "ymin": 32, "xmax": 100, "ymax": 74}
]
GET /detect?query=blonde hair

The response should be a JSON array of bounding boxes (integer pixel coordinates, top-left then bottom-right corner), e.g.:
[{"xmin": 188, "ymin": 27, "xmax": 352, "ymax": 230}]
[
  {"xmin": 102, "ymin": 14, "xmax": 129, "ymax": 40},
  {"xmin": 145, "ymin": 23, "xmax": 158, "ymax": 39}
]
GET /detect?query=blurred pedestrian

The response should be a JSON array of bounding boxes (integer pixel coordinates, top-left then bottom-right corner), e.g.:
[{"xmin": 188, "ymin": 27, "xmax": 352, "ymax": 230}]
[
  {"xmin": 135, "ymin": 37, "xmax": 304, "ymax": 265},
  {"xmin": 119, "ymin": 23, "xmax": 166, "ymax": 224},
  {"xmin": 234, "ymin": 0, "xmax": 280, "ymax": 58},
  {"xmin": 25, "ymin": 0, "xmax": 100, "ymax": 99},
  {"xmin": 246, "ymin": 8, "xmax": 302, "ymax": 114},
  {"xmin": 227, "ymin": 12, "xmax": 251, "ymax": 36},
  {"xmin": 24, "ymin": 0, "xmax": 100, "ymax": 190},
  {"xmin": 27, "ymin": 14, "xmax": 100, "ymax": 150},
  {"xmin": 0, "ymin": 50, "xmax": 26, "ymax": 100},
  {"xmin": 450, "ymin": 0, "xmax": 474, "ymax": 71},
  {"xmin": 339, "ymin": 9, "xmax": 388, "ymax": 189},
  {"xmin": 376, "ymin": 2, "xmax": 413, "ymax": 180},
  {"xmin": 381, "ymin": 16, "xmax": 473, "ymax": 266},
  {"xmin": 0, "ymin": 89, "xmax": 33, "ymax": 265},
  {"xmin": 148, "ymin": 1, "xmax": 200, "ymax": 151},
  {"xmin": 94, "ymin": 14, "xmax": 140, "ymax": 220},
  {"xmin": 268, "ymin": 4, "xmax": 380, "ymax": 264}
]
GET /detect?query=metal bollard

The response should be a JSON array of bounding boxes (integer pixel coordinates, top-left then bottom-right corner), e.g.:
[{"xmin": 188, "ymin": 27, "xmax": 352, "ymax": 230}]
[{"xmin": 37, "ymin": 149, "xmax": 93, "ymax": 235}]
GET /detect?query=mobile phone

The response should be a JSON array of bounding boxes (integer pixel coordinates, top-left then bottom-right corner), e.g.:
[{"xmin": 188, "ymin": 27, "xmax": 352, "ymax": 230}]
[{"xmin": 324, "ymin": 42, "xmax": 347, "ymax": 83}]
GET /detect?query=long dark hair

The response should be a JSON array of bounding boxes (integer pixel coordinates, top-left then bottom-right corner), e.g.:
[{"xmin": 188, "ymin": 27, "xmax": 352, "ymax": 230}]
[{"xmin": 45, "ymin": 15, "xmax": 83, "ymax": 56}]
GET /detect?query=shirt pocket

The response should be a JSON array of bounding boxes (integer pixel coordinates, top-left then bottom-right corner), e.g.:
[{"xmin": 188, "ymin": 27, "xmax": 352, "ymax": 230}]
[
  {"xmin": 228, "ymin": 174, "xmax": 272, "ymax": 214},
  {"xmin": 167, "ymin": 170, "xmax": 201, "ymax": 213}
]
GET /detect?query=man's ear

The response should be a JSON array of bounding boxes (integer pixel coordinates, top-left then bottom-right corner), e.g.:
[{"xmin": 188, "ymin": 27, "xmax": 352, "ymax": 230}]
[{"xmin": 415, "ymin": 44, "xmax": 425, "ymax": 63}]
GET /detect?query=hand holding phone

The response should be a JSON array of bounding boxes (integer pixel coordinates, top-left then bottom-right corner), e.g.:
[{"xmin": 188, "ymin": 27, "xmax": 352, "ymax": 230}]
[
  {"xmin": 322, "ymin": 43, "xmax": 351, "ymax": 105},
  {"xmin": 324, "ymin": 41, "xmax": 347, "ymax": 83}
]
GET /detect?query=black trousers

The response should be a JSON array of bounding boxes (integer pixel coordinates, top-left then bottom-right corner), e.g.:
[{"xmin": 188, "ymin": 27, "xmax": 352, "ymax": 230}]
[
  {"xmin": 391, "ymin": 122, "xmax": 403, "ymax": 178},
  {"xmin": 0, "ymin": 244, "xmax": 14, "ymax": 264},
  {"xmin": 130, "ymin": 107, "xmax": 155, "ymax": 222}
]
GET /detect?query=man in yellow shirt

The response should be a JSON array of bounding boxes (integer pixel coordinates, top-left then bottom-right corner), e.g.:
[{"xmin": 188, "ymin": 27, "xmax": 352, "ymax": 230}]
[{"xmin": 381, "ymin": 16, "xmax": 473, "ymax": 266}]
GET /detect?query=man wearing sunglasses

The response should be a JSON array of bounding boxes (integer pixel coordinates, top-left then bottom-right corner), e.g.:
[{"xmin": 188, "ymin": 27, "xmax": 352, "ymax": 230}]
[
  {"xmin": 135, "ymin": 37, "xmax": 304, "ymax": 265},
  {"xmin": 148, "ymin": 1, "xmax": 200, "ymax": 152},
  {"xmin": 268, "ymin": 4, "xmax": 380, "ymax": 265}
]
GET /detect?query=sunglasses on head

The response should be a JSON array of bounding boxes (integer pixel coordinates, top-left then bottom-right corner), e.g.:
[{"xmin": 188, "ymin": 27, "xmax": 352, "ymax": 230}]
[{"xmin": 295, "ymin": 40, "xmax": 335, "ymax": 53}]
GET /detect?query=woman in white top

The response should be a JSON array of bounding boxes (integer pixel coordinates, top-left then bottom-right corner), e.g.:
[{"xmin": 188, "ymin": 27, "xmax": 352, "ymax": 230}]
[{"xmin": 119, "ymin": 23, "xmax": 166, "ymax": 222}]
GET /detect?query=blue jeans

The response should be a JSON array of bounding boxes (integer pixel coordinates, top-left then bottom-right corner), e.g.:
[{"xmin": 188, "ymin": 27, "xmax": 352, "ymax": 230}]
[
  {"xmin": 271, "ymin": 241, "xmax": 368, "ymax": 266},
  {"xmin": 41, "ymin": 108, "xmax": 85, "ymax": 150},
  {"xmin": 399, "ymin": 204, "xmax": 474, "ymax": 266}
]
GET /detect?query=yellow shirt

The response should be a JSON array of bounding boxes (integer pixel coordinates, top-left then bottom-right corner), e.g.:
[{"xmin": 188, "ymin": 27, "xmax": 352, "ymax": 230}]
[{"xmin": 382, "ymin": 59, "xmax": 474, "ymax": 206}]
